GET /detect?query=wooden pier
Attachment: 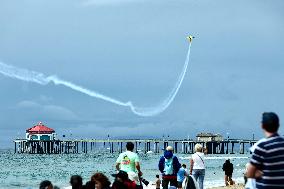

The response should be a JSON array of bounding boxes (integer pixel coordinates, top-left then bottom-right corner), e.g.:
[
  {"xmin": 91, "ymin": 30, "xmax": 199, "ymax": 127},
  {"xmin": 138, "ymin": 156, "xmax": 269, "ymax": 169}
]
[{"xmin": 14, "ymin": 139, "xmax": 257, "ymax": 154}]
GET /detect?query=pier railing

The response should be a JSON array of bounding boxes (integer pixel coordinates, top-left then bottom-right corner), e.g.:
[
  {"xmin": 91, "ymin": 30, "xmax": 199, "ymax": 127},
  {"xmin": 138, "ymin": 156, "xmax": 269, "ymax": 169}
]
[{"xmin": 14, "ymin": 138, "xmax": 258, "ymax": 154}]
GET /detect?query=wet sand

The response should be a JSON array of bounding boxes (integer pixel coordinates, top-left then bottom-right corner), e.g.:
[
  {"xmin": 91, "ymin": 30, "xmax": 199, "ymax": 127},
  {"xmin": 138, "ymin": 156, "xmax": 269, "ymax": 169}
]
[{"xmin": 208, "ymin": 183, "xmax": 244, "ymax": 189}]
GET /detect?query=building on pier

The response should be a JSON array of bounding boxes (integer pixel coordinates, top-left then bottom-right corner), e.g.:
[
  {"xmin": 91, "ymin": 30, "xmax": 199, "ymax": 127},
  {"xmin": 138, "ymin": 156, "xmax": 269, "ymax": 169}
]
[
  {"xmin": 196, "ymin": 133, "xmax": 223, "ymax": 142},
  {"xmin": 26, "ymin": 122, "xmax": 57, "ymax": 141}
]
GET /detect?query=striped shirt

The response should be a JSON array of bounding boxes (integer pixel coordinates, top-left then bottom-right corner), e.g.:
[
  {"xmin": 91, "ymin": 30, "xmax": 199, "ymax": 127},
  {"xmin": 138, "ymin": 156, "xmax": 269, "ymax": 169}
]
[{"xmin": 250, "ymin": 133, "xmax": 284, "ymax": 189}]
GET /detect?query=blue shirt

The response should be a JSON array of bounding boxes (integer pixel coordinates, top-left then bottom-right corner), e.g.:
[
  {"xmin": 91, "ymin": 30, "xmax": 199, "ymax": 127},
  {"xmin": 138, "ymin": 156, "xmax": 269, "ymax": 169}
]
[
  {"xmin": 250, "ymin": 133, "xmax": 284, "ymax": 189},
  {"xmin": 177, "ymin": 167, "xmax": 186, "ymax": 182}
]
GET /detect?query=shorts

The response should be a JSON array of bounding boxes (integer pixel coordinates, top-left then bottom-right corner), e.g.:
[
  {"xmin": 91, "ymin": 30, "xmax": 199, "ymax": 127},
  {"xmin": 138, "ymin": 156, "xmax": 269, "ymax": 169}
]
[{"xmin": 177, "ymin": 181, "xmax": 183, "ymax": 188}]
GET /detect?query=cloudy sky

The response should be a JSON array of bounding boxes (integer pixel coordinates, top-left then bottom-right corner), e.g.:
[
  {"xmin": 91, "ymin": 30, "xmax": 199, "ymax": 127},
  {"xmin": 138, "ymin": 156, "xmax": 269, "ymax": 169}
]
[{"xmin": 0, "ymin": 0, "xmax": 284, "ymax": 148}]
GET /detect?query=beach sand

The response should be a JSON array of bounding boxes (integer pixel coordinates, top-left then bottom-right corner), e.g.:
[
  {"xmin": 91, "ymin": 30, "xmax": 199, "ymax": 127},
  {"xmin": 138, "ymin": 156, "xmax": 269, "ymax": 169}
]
[{"xmin": 208, "ymin": 183, "xmax": 244, "ymax": 189}]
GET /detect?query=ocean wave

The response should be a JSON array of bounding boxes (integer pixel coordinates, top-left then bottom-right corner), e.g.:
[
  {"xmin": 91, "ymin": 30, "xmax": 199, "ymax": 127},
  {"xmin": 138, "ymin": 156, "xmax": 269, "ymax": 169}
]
[{"xmin": 179, "ymin": 156, "xmax": 249, "ymax": 160}]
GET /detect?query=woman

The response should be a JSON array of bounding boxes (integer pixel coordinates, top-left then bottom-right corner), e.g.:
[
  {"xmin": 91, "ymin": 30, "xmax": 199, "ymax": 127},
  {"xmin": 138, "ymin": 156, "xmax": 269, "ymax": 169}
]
[
  {"xmin": 190, "ymin": 144, "xmax": 205, "ymax": 189},
  {"xmin": 91, "ymin": 172, "xmax": 111, "ymax": 189}
]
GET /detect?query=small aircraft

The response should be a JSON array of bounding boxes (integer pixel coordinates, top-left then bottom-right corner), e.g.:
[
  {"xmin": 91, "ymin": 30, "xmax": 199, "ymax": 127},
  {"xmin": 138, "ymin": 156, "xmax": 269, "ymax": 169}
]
[{"xmin": 187, "ymin": 35, "xmax": 195, "ymax": 43}]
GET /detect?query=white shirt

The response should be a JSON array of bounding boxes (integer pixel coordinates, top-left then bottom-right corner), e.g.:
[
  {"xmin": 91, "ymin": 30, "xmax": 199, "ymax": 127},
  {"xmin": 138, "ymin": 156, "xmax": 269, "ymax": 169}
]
[{"xmin": 191, "ymin": 152, "xmax": 205, "ymax": 169}]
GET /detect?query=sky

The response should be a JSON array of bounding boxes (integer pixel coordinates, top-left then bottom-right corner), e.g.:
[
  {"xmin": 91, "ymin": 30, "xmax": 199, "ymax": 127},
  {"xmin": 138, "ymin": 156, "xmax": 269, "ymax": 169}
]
[{"xmin": 0, "ymin": 0, "xmax": 284, "ymax": 148}]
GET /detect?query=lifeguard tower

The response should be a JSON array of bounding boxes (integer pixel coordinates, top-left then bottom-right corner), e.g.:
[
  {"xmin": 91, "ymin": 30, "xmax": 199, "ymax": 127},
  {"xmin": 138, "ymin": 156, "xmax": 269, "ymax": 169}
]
[{"xmin": 26, "ymin": 122, "xmax": 56, "ymax": 141}]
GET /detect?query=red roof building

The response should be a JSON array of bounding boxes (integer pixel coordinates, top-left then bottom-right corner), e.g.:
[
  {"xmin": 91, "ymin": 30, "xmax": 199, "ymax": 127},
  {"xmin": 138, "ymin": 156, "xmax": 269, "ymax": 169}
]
[
  {"xmin": 26, "ymin": 122, "xmax": 55, "ymax": 134},
  {"xmin": 26, "ymin": 122, "xmax": 56, "ymax": 140}
]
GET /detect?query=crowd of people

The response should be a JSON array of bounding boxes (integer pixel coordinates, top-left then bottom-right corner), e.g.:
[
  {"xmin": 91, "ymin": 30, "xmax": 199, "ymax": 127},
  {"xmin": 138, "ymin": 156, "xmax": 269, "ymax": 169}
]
[
  {"xmin": 39, "ymin": 142, "xmax": 200, "ymax": 189},
  {"xmin": 39, "ymin": 112, "xmax": 284, "ymax": 189},
  {"xmin": 39, "ymin": 172, "xmax": 112, "ymax": 189}
]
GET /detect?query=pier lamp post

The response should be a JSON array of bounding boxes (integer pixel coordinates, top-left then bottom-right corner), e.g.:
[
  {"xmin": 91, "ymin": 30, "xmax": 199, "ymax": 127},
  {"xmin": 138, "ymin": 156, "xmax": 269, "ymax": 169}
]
[{"xmin": 226, "ymin": 132, "xmax": 230, "ymax": 141}]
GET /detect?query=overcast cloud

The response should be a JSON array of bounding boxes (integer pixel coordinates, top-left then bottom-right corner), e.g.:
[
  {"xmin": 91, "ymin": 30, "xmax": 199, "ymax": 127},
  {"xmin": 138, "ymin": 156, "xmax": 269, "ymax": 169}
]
[{"xmin": 0, "ymin": 0, "xmax": 284, "ymax": 148}]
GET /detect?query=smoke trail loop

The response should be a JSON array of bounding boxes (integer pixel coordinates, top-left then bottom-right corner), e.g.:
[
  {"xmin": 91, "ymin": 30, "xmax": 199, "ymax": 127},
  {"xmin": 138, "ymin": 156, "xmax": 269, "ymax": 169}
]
[{"xmin": 0, "ymin": 43, "xmax": 192, "ymax": 116}]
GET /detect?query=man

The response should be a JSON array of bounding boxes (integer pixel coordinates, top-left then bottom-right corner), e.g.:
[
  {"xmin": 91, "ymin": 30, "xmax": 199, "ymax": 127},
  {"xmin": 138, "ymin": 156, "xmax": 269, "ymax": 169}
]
[
  {"xmin": 158, "ymin": 146, "xmax": 181, "ymax": 189},
  {"xmin": 116, "ymin": 142, "xmax": 143, "ymax": 178},
  {"xmin": 247, "ymin": 112, "xmax": 284, "ymax": 189},
  {"xmin": 222, "ymin": 159, "xmax": 233, "ymax": 186}
]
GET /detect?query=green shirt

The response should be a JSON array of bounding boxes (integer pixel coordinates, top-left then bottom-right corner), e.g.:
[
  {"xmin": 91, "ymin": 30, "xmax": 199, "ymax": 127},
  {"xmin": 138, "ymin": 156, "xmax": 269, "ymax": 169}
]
[{"xmin": 116, "ymin": 151, "xmax": 140, "ymax": 173}]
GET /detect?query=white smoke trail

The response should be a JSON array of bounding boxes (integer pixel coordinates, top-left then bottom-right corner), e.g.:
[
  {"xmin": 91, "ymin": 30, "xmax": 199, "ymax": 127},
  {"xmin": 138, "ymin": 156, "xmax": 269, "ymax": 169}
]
[
  {"xmin": 0, "ymin": 44, "xmax": 191, "ymax": 116},
  {"xmin": 130, "ymin": 43, "xmax": 192, "ymax": 116}
]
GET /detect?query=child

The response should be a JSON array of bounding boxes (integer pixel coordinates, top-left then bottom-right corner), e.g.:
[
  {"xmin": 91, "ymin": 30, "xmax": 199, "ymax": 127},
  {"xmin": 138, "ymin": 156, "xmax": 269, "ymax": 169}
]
[
  {"xmin": 177, "ymin": 164, "xmax": 188, "ymax": 189},
  {"xmin": 154, "ymin": 174, "xmax": 161, "ymax": 189}
]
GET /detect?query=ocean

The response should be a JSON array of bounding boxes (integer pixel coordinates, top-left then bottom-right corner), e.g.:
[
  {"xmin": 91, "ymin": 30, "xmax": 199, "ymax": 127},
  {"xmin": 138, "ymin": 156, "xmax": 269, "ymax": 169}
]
[{"xmin": 0, "ymin": 149, "xmax": 250, "ymax": 189}]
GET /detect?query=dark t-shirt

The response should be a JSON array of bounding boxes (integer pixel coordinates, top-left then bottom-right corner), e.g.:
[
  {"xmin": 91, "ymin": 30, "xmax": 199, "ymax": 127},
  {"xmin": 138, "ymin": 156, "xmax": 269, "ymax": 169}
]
[{"xmin": 222, "ymin": 162, "xmax": 233, "ymax": 176}]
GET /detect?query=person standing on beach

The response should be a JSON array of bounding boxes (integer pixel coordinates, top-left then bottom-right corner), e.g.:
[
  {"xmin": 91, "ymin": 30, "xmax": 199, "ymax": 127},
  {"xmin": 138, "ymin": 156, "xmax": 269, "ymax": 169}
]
[
  {"xmin": 116, "ymin": 142, "xmax": 143, "ymax": 182},
  {"xmin": 222, "ymin": 159, "xmax": 234, "ymax": 186},
  {"xmin": 152, "ymin": 175, "xmax": 161, "ymax": 189},
  {"xmin": 158, "ymin": 146, "xmax": 181, "ymax": 189},
  {"xmin": 190, "ymin": 144, "xmax": 205, "ymax": 189},
  {"xmin": 247, "ymin": 112, "xmax": 284, "ymax": 189},
  {"xmin": 177, "ymin": 164, "xmax": 188, "ymax": 189}
]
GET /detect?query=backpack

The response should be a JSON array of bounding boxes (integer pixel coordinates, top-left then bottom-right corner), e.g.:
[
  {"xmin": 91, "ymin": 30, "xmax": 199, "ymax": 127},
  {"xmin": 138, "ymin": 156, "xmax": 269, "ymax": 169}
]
[{"xmin": 163, "ymin": 157, "xmax": 174, "ymax": 175}]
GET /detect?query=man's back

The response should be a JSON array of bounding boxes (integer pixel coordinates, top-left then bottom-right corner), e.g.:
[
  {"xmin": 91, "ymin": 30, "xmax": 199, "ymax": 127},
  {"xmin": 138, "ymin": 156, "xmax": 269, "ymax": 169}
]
[
  {"xmin": 222, "ymin": 161, "xmax": 233, "ymax": 175},
  {"xmin": 250, "ymin": 134, "xmax": 284, "ymax": 189},
  {"xmin": 158, "ymin": 151, "xmax": 181, "ymax": 176},
  {"xmin": 116, "ymin": 151, "xmax": 139, "ymax": 173}
]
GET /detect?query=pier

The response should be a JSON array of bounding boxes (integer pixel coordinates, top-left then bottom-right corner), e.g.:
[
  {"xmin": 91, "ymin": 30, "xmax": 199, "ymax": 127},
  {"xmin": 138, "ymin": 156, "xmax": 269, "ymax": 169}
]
[{"xmin": 14, "ymin": 139, "xmax": 257, "ymax": 154}]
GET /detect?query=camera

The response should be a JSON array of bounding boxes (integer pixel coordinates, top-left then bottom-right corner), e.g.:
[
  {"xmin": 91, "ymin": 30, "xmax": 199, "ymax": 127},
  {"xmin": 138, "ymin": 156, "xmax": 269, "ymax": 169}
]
[{"xmin": 140, "ymin": 177, "xmax": 149, "ymax": 186}]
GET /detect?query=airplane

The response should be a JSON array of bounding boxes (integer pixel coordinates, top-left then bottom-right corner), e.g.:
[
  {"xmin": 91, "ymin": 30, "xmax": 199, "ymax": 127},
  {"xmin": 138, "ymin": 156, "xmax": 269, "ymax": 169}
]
[{"xmin": 187, "ymin": 35, "xmax": 195, "ymax": 43}]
